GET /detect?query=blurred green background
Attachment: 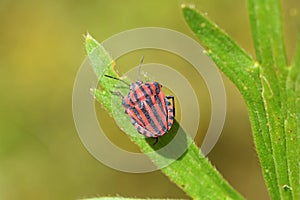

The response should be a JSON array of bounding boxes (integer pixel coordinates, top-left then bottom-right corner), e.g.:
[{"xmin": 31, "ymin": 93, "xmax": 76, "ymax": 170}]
[{"xmin": 0, "ymin": 0, "xmax": 299, "ymax": 199}]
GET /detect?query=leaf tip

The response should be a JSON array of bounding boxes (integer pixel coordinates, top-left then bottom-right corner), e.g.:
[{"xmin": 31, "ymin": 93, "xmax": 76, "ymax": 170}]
[
  {"xmin": 85, "ymin": 33, "xmax": 100, "ymax": 54},
  {"xmin": 180, "ymin": 3, "xmax": 187, "ymax": 9},
  {"xmin": 85, "ymin": 32, "xmax": 92, "ymax": 41},
  {"xmin": 181, "ymin": 4, "xmax": 198, "ymax": 21},
  {"xmin": 181, "ymin": 3, "xmax": 195, "ymax": 9}
]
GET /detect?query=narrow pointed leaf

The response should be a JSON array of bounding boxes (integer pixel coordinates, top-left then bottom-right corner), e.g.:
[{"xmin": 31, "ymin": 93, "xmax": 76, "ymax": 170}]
[
  {"xmin": 182, "ymin": 6, "xmax": 280, "ymax": 199},
  {"xmin": 85, "ymin": 34, "xmax": 244, "ymax": 200},
  {"xmin": 248, "ymin": 0, "xmax": 297, "ymax": 199}
]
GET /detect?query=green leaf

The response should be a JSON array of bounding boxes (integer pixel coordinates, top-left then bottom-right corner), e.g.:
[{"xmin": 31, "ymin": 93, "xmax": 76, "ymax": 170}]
[
  {"xmin": 86, "ymin": 34, "xmax": 244, "ymax": 200},
  {"xmin": 248, "ymin": 0, "xmax": 298, "ymax": 199},
  {"xmin": 182, "ymin": 6, "xmax": 278, "ymax": 199},
  {"xmin": 183, "ymin": 3, "xmax": 300, "ymax": 200},
  {"xmin": 248, "ymin": 0, "xmax": 288, "ymax": 75},
  {"xmin": 285, "ymin": 36, "xmax": 300, "ymax": 199},
  {"xmin": 285, "ymin": 64, "xmax": 300, "ymax": 199}
]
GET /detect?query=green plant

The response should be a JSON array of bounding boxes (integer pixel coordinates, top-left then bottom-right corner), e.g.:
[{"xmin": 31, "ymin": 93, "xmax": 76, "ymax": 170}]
[{"xmin": 84, "ymin": 0, "xmax": 299, "ymax": 199}]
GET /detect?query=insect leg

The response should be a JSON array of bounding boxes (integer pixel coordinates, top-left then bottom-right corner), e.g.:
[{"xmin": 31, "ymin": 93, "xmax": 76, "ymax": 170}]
[
  {"xmin": 153, "ymin": 137, "xmax": 159, "ymax": 145},
  {"xmin": 110, "ymin": 91, "xmax": 124, "ymax": 99},
  {"xmin": 166, "ymin": 95, "xmax": 175, "ymax": 117}
]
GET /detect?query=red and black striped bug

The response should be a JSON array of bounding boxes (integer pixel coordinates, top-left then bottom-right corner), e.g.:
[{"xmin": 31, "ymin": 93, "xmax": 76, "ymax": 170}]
[{"xmin": 105, "ymin": 56, "xmax": 175, "ymax": 144}]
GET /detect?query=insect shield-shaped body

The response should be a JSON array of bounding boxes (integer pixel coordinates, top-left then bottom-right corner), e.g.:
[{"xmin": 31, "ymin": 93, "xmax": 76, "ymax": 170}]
[
  {"xmin": 105, "ymin": 57, "xmax": 175, "ymax": 140},
  {"xmin": 123, "ymin": 80, "xmax": 175, "ymax": 138}
]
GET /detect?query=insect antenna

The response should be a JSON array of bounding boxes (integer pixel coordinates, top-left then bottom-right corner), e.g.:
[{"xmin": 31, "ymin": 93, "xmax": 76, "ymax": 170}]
[
  {"xmin": 104, "ymin": 75, "xmax": 130, "ymax": 86},
  {"xmin": 137, "ymin": 55, "xmax": 144, "ymax": 80}
]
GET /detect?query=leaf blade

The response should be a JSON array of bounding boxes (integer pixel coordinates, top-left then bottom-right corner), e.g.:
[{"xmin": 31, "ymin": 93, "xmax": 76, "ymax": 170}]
[
  {"xmin": 285, "ymin": 36, "xmax": 300, "ymax": 199},
  {"xmin": 182, "ymin": 6, "xmax": 281, "ymax": 199},
  {"xmin": 248, "ymin": 0, "xmax": 295, "ymax": 199},
  {"xmin": 247, "ymin": 0, "xmax": 288, "ymax": 75},
  {"xmin": 85, "ymin": 34, "xmax": 244, "ymax": 200}
]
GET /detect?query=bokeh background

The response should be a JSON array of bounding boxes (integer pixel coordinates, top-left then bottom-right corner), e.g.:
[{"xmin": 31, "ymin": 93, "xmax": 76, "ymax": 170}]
[{"xmin": 0, "ymin": 0, "xmax": 299, "ymax": 199}]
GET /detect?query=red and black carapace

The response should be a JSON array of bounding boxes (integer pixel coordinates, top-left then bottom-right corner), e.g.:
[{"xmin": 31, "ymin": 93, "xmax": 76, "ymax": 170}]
[{"xmin": 105, "ymin": 56, "xmax": 175, "ymax": 140}]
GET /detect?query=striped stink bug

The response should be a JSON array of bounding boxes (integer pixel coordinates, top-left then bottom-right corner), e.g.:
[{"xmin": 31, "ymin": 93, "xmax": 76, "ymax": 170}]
[{"xmin": 105, "ymin": 56, "xmax": 175, "ymax": 142}]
